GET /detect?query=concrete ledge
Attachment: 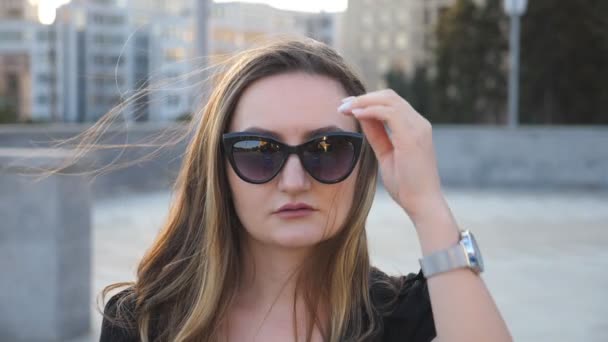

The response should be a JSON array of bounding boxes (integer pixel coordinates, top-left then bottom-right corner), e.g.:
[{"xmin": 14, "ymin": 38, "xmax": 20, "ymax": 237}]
[
  {"xmin": 432, "ymin": 126, "xmax": 608, "ymax": 189},
  {"xmin": 0, "ymin": 148, "xmax": 92, "ymax": 342},
  {"xmin": 0, "ymin": 124, "xmax": 607, "ymax": 193}
]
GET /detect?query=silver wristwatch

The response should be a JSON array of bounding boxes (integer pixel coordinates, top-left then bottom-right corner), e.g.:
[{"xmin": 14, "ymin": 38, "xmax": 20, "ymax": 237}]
[{"xmin": 419, "ymin": 229, "xmax": 484, "ymax": 278}]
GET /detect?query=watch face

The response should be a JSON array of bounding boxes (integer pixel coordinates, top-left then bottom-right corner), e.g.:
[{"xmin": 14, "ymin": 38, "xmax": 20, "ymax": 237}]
[{"xmin": 461, "ymin": 230, "xmax": 484, "ymax": 272}]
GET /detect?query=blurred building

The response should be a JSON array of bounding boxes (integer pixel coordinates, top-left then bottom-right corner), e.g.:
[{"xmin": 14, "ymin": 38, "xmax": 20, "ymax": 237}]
[
  {"xmin": 127, "ymin": 0, "xmax": 206, "ymax": 122},
  {"xmin": 303, "ymin": 11, "xmax": 340, "ymax": 48},
  {"xmin": 210, "ymin": 2, "xmax": 340, "ymax": 64},
  {"xmin": 341, "ymin": 0, "xmax": 453, "ymax": 90},
  {"xmin": 0, "ymin": 0, "xmax": 38, "ymax": 21},
  {"xmin": 0, "ymin": 0, "xmax": 338, "ymax": 123},
  {"xmin": 0, "ymin": 0, "xmax": 58, "ymax": 122},
  {"xmin": 54, "ymin": 0, "xmax": 135, "ymax": 122}
]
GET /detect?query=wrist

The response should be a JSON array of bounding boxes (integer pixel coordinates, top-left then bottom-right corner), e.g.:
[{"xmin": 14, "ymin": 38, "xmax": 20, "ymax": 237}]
[
  {"xmin": 417, "ymin": 221, "xmax": 460, "ymax": 256},
  {"xmin": 410, "ymin": 197, "xmax": 460, "ymax": 256},
  {"xmin": 404, "ymin": 191, "xmax": 447, "ymax": 224}
]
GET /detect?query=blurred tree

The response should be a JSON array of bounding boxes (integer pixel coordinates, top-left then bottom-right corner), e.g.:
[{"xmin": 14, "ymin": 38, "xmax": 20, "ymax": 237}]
[
  {"xmin": 519, "ymin": 0, "xmax": 608, "ymax": 124},
  {"xmin": 0, "ymin": 97, "xmax": 18, "ymax": 124},
  {"xmin": 432, "ymin": 0, "xmax": 508, "ymax": 124},
  {"xmin": 385, "ymin": 64, "xmax": 434, "ymax": 119},
  {"xmin": 384, "ymin": 64, "xmax": 408, "ymax": 98},
  {"xmin": 175, "ymin": 112, "xmax": 193, "ymax": 122}
]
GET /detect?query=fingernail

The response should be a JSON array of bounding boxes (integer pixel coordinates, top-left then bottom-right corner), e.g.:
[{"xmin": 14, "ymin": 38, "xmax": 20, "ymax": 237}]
[
  {"xmin": 341, "ymin": 96, "xmax": 356, "ymax": 103},
  {"xmin": 338, "ymin": 99, "xmax": 354, "ymax": 113},
  {"xmin": 351, "ymin": 108, "xmax": 364, "ymax": 116}
]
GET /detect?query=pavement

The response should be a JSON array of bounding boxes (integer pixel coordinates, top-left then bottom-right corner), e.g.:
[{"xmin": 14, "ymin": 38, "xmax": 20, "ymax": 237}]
[{"xmin": 72, "ymin": 187, "xmax": 608, "ymax": 342}]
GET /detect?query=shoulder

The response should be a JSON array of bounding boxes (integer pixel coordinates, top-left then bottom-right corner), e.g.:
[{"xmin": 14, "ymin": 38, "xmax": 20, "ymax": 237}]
[
  {"xmin": 100, "ymin": 287, "xmax": 139, "ymax": 342},
  {"xmin": 370, "ymin": 267, "xmax": 437, "ymax": 342}
]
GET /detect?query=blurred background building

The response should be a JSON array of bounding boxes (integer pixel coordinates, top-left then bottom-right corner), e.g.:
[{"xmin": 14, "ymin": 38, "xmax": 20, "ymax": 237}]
[
  {"xmin": 209, "ymin": 1, "xmax": 341, "ymax": 83},
  {"xmin": 54, "ymin": 0, "xmax": 133, "ymax": 122},
  {"xmin": 127, "ymin": 0, "xmax": 198, "ymax": 122},
  {"xmin": 0, "ymin": 0, "xmax": 58, "ymax": 122},
  {"xmin": 0, "ymin": 0, "xmax": 342, "ymax": 123},
  {"xmin": 1, "ymin": 0, "xmax": 607, "ymax": 125},
  {"xmin": 341, "ymin": 0, "xmax": 454, "ymax": 90}
]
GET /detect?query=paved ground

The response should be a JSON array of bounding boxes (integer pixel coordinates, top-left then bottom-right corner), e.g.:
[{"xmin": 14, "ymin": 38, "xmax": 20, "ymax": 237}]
[{"xmin": 75, "ymin": 187, "xmax": 608, "ymax": 342}]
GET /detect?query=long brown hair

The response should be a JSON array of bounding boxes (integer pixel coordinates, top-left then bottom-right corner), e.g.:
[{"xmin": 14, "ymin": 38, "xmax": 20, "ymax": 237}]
[{"xmin": 92, "ymin": 37, "xmax": 383, "ymax": 341}]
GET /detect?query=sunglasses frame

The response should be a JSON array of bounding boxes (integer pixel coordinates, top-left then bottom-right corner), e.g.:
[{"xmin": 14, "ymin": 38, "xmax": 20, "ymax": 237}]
[{"xmin": 222, "ymin": 131, "xmax": 364, "ymax": 184}]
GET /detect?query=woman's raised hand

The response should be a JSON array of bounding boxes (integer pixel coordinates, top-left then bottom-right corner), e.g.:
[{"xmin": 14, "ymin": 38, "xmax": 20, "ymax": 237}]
[{"xmin": 338, "ymin": 89, "xmax": 444, "ymax": 223}]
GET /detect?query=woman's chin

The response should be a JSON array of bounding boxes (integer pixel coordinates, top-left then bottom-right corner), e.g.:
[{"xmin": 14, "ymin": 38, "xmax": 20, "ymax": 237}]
[{"xmin": 269, "ymin": 226, "xmax": 330, "ymax": 249}]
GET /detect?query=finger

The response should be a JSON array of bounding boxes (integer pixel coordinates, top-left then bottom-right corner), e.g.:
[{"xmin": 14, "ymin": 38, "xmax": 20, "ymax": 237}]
[
  {"xmin": 344, "ymin": 104, "xmax": 412, "ymax": 149},
  {"xmin": 340, "ymin": 89, "xmax": 404, "ymax": 110},
  {"xmin": 357, "ymin": 117, "xmax": 393, "ymax": 160}
]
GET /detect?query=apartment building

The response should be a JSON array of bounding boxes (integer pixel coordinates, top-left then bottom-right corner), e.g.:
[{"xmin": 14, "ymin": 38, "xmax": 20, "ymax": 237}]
[
  {"xmin": 341, "ymin": 0, "xmax": 454, "ymax": 90},
  {"xmin": 0, "ymin": 0, "xmax": 338, "ymax": 123},
  {"xmin": 53, "ymin": 0, "xmax": 134, "ymax": 122},
  {"xmin": 210, "ymin": 2, "xmax": 340, "ymax": 63},
  {"xmin": 0, "ymin": 0, "xmax": 58, "ymax": 122}
]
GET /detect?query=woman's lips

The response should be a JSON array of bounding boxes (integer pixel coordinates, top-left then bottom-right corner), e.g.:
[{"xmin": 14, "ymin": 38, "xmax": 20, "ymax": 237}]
[{"xmin": 274, "ymin": 208, "xmax": 315, "ymax": 219}]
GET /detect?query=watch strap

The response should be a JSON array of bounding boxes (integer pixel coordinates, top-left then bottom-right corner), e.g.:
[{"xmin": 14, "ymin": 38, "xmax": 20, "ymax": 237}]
[{"xmin": 419, "ymin": 242, "xmax": 468, "ymax": 278}]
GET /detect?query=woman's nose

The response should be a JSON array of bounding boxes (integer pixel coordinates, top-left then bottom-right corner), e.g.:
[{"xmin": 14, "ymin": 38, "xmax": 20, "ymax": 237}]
[{"xmin": 277, "ymin": 154, "xmax": 311, "ymax": 192}]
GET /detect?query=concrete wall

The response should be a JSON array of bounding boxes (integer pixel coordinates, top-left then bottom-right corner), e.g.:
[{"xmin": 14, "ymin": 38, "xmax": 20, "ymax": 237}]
[
  {"xmin": 0, "ymin": 148, "xmax": 91, "ymax": 342},
  {"xmin": 0, "ymin": 123, "xmax": 188, "ymax": 198},
  {"xmin": 433, "ymin": 126, "xmax": 608, "ymax": 190},
  {"xmin": 0, "ymin": 123, "xmax": 606, "ymax": 195}
]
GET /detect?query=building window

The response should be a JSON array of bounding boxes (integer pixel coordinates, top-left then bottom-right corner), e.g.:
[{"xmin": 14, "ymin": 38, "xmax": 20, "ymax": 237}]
[
  {"xmin": 166, "ymin": 95, "xmax": 180, "ymax": 107},
  {"xmin": 183, "ymin": 29, "xmax": 194, "ymax": 42},
  {"xmin": 108, "ymin": 16, "xmax": 124, "ymax": 25},
  {"xmin": 377, "ymin": 57, "xmax": 389, "ymax": 73},
  {"xmin": 320, "ymin": 16, "xmax": 331, "ymax": 29},
  {"xmin": 92, "ymin": 34, "xmax": 124, "ymax": 45},
  {"xmin": 37, "ymin": 74, "xmax": 55, "ymax": 84},
  {"xmin": 396, "ymin": 10, "xmax": 407, "ymax": 25},
  {"xmin": 37, "ymin": 95, "xmax": 49, "ymax": 104},
  {"xmin": 379, "ymin": 33, "xmax": 390, "ymax": 50},
  {"xmin": 93, "ymin": 55, "xmax": 104, "ymax": 65},
  {"xmin": 135, "ymin": 56, "xmax": 148, "ymax": 65},
  {"xmin": 361, "ymin": 35, "xmax": 373, "ymax": 50},
  {"xmin": 379, "ymin": 11, "xmax": 391, "ymax": 25},
  {"xmin": 395, "ymin": 33, "xmax": 408, "ymax": 50},
  {"xmin": 94, "ymin": 77, "xmax": 105, "ymax": 87},
  {"xmin": 362, "ymin": 13, "xmax": 373, "ymax": 27},
  {"xmin": 109, "ymin": 55, "xmax": 123, "ymax": 66},
  {"xmin": 165, "ymin": 48, "xmax": 185, "ymax": 62},
  {"xmin": 36, "ymin": 30, "xmax": 55, "ymax": 41},
  {"xmin": 107, "ymin": 96, "xmax": 121, "ymax": 106},
  {"xmin": 91, "ymin": 14, "xmax": 103, "ymax": 24},
  {"xmin": 0, "ymin": 31, "xmax": 22, "ymax": 42}
]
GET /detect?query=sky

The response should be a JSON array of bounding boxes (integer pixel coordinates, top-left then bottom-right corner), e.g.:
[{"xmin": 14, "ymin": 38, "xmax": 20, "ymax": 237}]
[{"xmin": 36, "ymin": 0, "xmax": 347, "ymax": 24}]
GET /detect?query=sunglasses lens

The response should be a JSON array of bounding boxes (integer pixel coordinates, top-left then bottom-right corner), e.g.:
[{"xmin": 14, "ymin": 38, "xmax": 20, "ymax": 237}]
[
  {"xmin": 302, "ymin": 136, "xmax": 356, "ymax": 183},
  {"xmin": 232, "ymin": 139, "xmax": 283, "ymax": 182}
]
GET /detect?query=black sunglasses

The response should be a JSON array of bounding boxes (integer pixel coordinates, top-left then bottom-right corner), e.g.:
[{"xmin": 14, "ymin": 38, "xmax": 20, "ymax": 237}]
[{"xmin": 222, "ymin": 131, "xmax": 363, "ymax": 184}]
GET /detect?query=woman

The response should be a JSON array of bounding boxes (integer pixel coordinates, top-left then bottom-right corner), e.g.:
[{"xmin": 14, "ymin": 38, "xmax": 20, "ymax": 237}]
[{"xmin": 99, "ymin": 38, "xmax": 512, "ymax": 341}]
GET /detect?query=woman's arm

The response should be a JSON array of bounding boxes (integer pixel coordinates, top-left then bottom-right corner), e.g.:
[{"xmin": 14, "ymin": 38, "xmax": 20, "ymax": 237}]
[
  {"xmin": 412, "ymin": 194, "xmax": 512, "ymax": 342},
  {"xmin": 338, "ymin": 90, "xmax": 513, "ymax": 342}
]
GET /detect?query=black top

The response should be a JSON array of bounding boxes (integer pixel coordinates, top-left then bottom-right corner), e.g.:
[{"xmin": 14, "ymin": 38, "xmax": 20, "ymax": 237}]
[{"xmin": 100, "ymin": 268, "xmax": 436, "ymax": 342}]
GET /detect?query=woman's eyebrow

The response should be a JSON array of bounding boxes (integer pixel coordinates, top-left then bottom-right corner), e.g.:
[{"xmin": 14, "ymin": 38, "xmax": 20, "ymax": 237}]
[{"xmin": 242, "ymin": 125, "xmax": 345, "ymax": 140}]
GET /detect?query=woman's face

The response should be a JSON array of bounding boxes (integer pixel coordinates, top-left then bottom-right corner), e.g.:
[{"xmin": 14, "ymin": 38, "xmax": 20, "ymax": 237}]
[{"xmin": 226, "ymin": 72, "xmax": 360, "ymax": 249}]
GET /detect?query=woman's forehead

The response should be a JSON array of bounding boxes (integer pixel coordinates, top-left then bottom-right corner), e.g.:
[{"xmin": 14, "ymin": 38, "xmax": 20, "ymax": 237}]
[{"xmin": 229, "ymin": 72, "xmax": 357, "ymax": 142}]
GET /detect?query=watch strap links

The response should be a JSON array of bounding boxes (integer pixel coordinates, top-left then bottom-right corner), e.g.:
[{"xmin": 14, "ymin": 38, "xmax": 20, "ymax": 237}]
[{"xmin": 419, "ymin": 243, "xmax": 468, "ymax": 278}]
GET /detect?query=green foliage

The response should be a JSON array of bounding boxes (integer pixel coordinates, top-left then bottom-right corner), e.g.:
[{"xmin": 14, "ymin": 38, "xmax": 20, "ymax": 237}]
[
  {"xmin": 433, "ymin": 0, "xmax": 508, "ymax": 123},
  {"xmin": 0, "ymin": 98, "xmax": 18, "ymax": 124},
  {"xmin": 519, "ymin": 0, "xmax": 608, "ymax": 124},
  {"xmin": 175, "ymin": 112, "xmax": 193, "ymax": 122},
  {"xmin": 385, "ymin": 65, "xmax": 434, "ymax": 118},
  {"xmin": 386, "ymin": 0, "xmax": 608, "ymax": 124}
]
